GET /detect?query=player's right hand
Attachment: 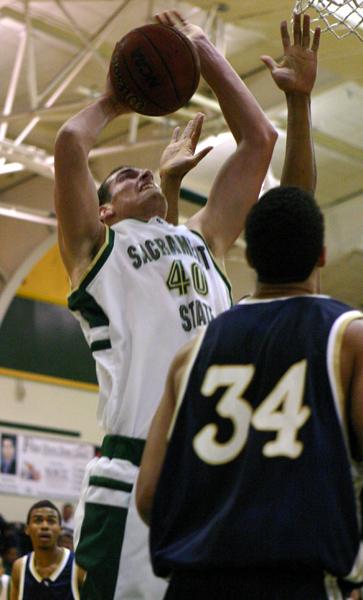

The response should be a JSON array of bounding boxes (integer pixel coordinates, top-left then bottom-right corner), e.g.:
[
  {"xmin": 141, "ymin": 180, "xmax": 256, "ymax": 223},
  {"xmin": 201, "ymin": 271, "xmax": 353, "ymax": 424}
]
[{"xmin": 154, "ymin": 10, "xmax": 206, "ymax": 46}]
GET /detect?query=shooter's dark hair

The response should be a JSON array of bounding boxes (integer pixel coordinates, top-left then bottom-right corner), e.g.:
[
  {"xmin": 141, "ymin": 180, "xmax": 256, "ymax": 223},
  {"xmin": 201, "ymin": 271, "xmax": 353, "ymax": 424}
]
[
  {"xmin": 97, "ymin": 165, "xmax": 127, "ymax": 206},
  {"xmin": 245, "ymin": 186, "xmax": 324, "ymax": 284},
  {"xmin": 26, "ymin": 500, "xmax": 61, "ymax": 525}
]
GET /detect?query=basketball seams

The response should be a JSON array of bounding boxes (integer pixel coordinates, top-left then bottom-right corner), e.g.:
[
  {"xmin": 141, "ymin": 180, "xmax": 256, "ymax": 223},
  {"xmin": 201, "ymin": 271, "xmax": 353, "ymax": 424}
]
[
  {"xmin": 137, "ymin": 28, "xmax": 181, "ymax": 104},
  {"xmin": 141, "ymin": 26, "xmax": 199, "ymax": 102},
  {"xmin": 161, "ymin": 26, "xmax": 200, "ymax": 94}
]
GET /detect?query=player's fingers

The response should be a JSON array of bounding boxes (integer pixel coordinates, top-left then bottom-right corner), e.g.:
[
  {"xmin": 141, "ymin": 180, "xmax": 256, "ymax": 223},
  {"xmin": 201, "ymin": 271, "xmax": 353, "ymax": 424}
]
[
  {"xmin": 260, "ymin": 55, "xmax": 277, "ymax": 72},
  {"xmin": 171, "ymin": 126, "xmax": 181, "ymax": 142},
  {"xmin": 293, "ymin": 12, "xmax": 302, "ymax": 45},
  {"xmin": 154, "ymin": 13, "xmax": 168, "ymax": 26},
  {"xmin": 280, "ymin": 20, "xmax": 291, "ymax": 51},
  {"xmin": 302, "ymin": 14, "xmax": 310, "ymax": 48},
  {"xmin": 311, "ymin": 26, "xmax": 321, "ymax": 53},
  {"xmin": 192, "ymin": 146, "xmax": 213, "ymax": 165},
  {"xmin": 182, "ymin": 113, "xmax": 204, "ymax": 140},
  {"xmin": 154, "ymin": 11, "xmax": 175, "ymax": 27},
  {"xmin": 171, "ymin": 10, "xmax": 188, "ymax": 26}
]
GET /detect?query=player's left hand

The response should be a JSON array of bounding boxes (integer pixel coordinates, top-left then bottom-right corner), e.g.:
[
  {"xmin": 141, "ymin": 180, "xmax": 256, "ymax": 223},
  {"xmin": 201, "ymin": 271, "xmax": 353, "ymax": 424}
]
[
  {"xmin": 102, "ymin": 73, "xmax": 132, "ymax": 115},
  {"xmin": 159, "ymin": 112, "xmax": 213, "ymax": 179},
  {"xmin": 261, "ymin": 13, "xmax": 320, "ymax": 96}
]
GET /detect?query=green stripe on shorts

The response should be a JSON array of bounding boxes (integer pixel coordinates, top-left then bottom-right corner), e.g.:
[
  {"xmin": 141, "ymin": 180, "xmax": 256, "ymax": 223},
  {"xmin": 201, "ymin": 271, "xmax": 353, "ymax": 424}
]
[
  {"xmin": 89, "ymin": 475, "xmax": 133, "ymax": 493},
  {"xmin": 77, "ymin": 502, "xmax": 127, "ymax": 599},
  {"xmin": 101, "ymin": 434, "xmax": 145, "ymax": 466}
]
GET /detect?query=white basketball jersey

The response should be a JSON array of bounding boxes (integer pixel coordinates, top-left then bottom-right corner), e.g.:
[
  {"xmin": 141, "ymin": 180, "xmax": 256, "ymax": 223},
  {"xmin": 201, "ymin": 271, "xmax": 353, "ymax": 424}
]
[{"xmin": 68, "ymin": 217, "xmax": 232, "ymax": 438}]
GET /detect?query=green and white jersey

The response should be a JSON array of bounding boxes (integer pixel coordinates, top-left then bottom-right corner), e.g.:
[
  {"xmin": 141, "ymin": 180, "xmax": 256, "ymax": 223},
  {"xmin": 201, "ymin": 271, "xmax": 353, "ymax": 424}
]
[{"xmin": 68, "ymin": 217, "xmax": 232, "ymax": 438}]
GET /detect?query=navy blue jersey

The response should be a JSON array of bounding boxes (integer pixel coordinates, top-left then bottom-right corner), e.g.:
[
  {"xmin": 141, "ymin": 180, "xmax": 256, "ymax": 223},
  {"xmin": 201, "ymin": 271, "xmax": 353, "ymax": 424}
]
[
  {"xmin": 18, "ymin": 548, "xmax": 78, "ymax": 599},
  {"xmin": 151, "ymin": 295, "xmax": 363, "ymax": 582}
]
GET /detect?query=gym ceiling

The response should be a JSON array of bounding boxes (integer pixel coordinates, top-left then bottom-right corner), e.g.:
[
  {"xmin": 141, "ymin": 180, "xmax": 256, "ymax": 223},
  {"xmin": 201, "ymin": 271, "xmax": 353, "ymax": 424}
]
[{"xmin": 0, "ymin": 0, "xmax": 362, "ymax": 309}]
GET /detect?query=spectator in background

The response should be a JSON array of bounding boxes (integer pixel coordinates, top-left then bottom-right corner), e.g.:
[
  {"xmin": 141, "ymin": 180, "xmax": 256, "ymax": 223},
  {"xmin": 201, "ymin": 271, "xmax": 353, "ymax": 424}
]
[
  {"xmin": 10, "ymin": 499, "xmax": 84, "ymax": 599},
  {"xmin": 61, "ymin": 503, "xmax": 74, "ymax": 532},
  {"xmin": 1, "ymin": 538, "xmax": 19, "ymax": 576},
  {"xmin": 0, "ymin": 436, "xmax": 17, "ymax": 475},
  {"xmin": 58, "ymin": 528, "xmax": 74, "ymax": 552},
  {"xmin": 0, "ymin": 557, "xmax": 9, "ymax": 600}
]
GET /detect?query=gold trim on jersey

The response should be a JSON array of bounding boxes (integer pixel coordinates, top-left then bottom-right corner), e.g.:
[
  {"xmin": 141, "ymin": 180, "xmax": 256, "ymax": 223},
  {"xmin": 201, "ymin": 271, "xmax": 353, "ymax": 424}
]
[
  {"xmin": 327, "ymin": 310, "xmax": 363, "ymax": 424},
  {"xmin": 68, "ymin": 226, "xmax": 110, "ymax": 295}
]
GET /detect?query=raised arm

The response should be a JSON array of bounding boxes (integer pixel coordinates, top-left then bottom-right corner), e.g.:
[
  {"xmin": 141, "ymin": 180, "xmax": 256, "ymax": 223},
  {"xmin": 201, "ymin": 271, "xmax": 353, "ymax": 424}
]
[
  {"xmin": 155, "ymin": 10, "xmax": 277, "ymax": 259},
  {"xmin": 261, "ymin": 14, "xmax": 320, "ymax": 193},
  {"xmin": 159, "ymin": 113, "xmax": 213, "ymax": 225},
  {"xmin": 54, "ymin": 77, "xmax": 129, "ymax": 286}
]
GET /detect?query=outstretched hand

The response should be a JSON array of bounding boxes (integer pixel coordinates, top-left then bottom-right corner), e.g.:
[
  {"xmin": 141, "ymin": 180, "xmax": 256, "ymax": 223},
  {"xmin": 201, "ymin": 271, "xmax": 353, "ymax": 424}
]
[
  {"xmin": 159, "ymin": 113, "xmax": 213, "ymax": 179},
  {"xmin": 154, "ymin": 10, "xmax": 206, "ymax": 45},
  {"xmin": 261, "ymin": 13, "xmax": 320, "ymax": 96}
]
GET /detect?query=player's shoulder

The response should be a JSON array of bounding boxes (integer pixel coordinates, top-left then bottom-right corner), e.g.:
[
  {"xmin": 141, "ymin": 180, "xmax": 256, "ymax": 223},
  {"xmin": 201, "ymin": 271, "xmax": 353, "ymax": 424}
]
[
  {"xmin": 343, "ymin": 316, "xmax": 363, "ymax": 347},
  {"xmin": 11, "ymin": 555, "xmax": 26, "ymax": 582}
]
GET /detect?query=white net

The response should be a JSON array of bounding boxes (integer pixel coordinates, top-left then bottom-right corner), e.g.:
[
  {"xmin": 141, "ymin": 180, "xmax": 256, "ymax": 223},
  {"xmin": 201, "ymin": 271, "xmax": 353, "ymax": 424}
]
[{"xmin": 294, "ymin": 0, "xmax": 363, "ymax": 40}]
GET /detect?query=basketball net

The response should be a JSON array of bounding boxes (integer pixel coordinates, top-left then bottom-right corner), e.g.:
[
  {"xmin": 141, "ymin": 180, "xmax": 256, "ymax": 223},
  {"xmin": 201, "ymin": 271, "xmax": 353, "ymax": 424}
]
[{"xmin": 293, "ymin": 0, "xmax": 363, "ymax": 40}]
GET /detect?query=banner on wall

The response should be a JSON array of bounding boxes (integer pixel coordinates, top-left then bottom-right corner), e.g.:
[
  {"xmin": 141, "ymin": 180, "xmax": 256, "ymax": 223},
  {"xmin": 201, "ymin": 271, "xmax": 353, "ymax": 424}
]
[{"xmin": 0, "ymin": 432, "xmax": 95, "ymax": 501}]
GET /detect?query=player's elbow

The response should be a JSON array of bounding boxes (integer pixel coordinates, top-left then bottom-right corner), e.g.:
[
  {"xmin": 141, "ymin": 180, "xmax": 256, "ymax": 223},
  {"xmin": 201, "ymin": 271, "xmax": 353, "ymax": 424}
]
[
  {"xmin": 54, "ymin": 124, "xmax": 87, "ymax": 163},
  {"xmin": 238, "ymin": 124, "xmax": 277, "ymax": 163},
  {"xmin": 254, "ymin": 123, "xmax": 278, "ymax": 153}
]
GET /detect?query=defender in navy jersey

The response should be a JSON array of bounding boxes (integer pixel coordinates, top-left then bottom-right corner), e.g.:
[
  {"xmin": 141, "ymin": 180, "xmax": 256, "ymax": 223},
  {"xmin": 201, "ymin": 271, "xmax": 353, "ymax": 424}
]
[
  {"xmin": 10, "ymin": 500, "xmax": 84, "ymax": 600},
  {"xmin": 137, "ymin": 182, "xmax": 363, "ymax": 600}
]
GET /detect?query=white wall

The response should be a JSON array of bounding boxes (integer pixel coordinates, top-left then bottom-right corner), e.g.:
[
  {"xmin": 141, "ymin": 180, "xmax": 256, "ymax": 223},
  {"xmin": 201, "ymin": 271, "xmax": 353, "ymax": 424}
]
[{"xmin": 0, "ymin": 374, "xmax": 101, "ymax": 522}]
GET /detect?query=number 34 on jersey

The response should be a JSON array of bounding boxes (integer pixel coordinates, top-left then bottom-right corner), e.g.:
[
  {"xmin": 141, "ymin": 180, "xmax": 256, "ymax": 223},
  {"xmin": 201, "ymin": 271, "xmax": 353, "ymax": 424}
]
[{"xmin": 193, "ymin": 360, "xmax": 311, "ymax": 465}]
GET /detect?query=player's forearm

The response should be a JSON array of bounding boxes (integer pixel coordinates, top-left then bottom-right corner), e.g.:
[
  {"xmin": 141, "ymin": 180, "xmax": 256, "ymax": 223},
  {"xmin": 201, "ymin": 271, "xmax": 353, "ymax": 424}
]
[
  {"xmin": 281, "ymin": 93, "xmax": 316, "ymax": 193},
  {"xmin": 194, "ymin": 36, "xmax": 275, "ymax": 145},
  {"xmin": 55, "ymin": 96, "xmax": 126, "ymax": 157},
  {"xmin": 160, "ymin": 174, "xmax": 181, "ymax": 225}
]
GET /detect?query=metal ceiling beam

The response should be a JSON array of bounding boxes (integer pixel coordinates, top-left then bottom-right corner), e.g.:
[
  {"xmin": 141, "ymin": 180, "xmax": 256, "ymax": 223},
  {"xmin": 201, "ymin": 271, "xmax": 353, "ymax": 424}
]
[
  {"xmin": 0, "ymin": 100, "xmax": 94, "ymax": 123},
  {"xmin": 0, "ymin": 202, "xmax": 57, "ymax": 226},
  {"xmin": 14, "ymin": 0, "xmax": 134, "ymax": 144},
  {"xmin": 0, "ymin": 6, "xmax": 110, "ymax": 55},
  {"xmin": 25, "ymin": 0, "xmax": 39, "ymax": 109},
  {"xmin": 54, "ymin": 0, "xmax": 108, "ymax": 72},
  {"xmin": 273, "ymin": 118, "xmax": 363, "ymax": 166},
  {"xmin": 0, "ymin": 139, "xmax": 54, "ymax": 178},
  {"xmin": 0, "ymin": 31, "xmax": 27, "ymax": 141}
]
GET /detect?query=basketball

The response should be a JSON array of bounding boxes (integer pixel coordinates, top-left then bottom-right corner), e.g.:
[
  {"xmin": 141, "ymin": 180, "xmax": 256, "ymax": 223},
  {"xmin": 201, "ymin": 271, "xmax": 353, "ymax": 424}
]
[{"xmin": 109, "ymin": 24, "xmax": 200, "ymax": 116}]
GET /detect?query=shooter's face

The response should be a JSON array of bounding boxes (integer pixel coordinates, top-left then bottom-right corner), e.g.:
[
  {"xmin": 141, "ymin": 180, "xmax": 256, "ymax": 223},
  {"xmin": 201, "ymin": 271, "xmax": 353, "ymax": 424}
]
[{"xmin": 100, "ymin": 166, "xmax": 167, "ymax": 224}]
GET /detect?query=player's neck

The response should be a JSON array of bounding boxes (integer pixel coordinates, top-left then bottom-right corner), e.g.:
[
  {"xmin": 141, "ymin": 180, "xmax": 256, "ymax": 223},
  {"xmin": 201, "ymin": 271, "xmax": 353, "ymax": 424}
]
[
  {"xmin": 253, "ymin": 271, "xmax": 320, "ymax": 299},
  {"xmin": 34, "ymin": 546, "xmax": 64, "ymax": 568}
]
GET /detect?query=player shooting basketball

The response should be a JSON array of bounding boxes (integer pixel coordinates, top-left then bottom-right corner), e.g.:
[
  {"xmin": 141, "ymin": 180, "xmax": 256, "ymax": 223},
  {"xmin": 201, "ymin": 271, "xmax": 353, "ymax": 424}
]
[{"xmin": 54, "ymin": 9, "xmax": 316, "ymax": 600}]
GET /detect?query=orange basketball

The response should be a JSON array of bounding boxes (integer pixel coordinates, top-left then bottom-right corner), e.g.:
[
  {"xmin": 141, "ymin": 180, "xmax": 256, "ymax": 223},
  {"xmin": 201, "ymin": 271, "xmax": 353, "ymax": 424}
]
[{"xmin": 109, "ymin": 24, "xmax": 200, "ymax": 116}]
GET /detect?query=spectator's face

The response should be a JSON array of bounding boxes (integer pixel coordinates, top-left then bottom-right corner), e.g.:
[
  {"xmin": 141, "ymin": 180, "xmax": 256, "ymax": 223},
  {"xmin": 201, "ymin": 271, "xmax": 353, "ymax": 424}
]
[
  {"xmin": 58, "ymin": 533, "xmax": 73, "ymax": 551},
  {"xmin": 26, "ymin": 508, "xmax": 61, "ymax": 550},
  {"xmin": 2, "ymin": 439, "xmax": 15, "ymax": 462},
  {"xmin": 62, "ymin": 505, "xmax": 73, "ymax": 520}
]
